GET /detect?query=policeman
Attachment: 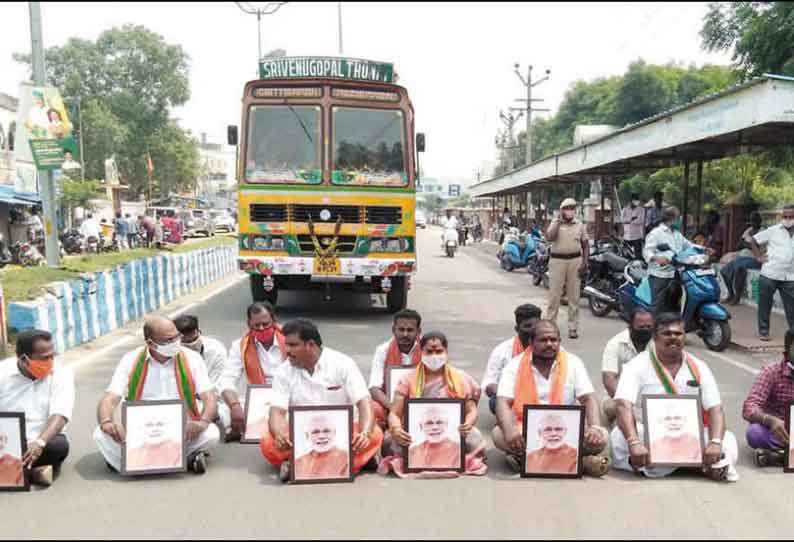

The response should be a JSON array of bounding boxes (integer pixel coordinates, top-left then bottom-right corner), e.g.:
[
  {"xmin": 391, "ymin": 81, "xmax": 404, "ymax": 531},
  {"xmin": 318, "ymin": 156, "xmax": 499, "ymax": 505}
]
[{"xmin": 545, "ymin": 198, "xmax": 589, "ymax": 339}]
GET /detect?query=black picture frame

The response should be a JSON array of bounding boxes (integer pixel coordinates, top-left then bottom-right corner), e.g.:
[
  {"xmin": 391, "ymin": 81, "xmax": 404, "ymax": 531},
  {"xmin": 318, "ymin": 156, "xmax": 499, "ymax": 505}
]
[
  {"xmin": 0, "ymin": 412, "xmax": 30, "ymax": 491},
  {"xmin": 642, "ymin": 394, "xmax": 705, "ymax": 469},
  {"xmin": 403, "ymin": 398, "xmax": 465, "ymax": 474},
  {"xmin": 521, "ymin": 404, "xmax": 585, "ymax": 479},
  {"xmin": 241, "ymin": 384, "xmax": 277, "ymax": 445},
  {"xmin": 289, "ymin": 405, "xmax": 354, "ymax": 485},
  {"xmin": 785, "ymin": 403, "xmax": 794, "ymax": 473},
  {"xmin": 121, "ymin": 400, "xmax": 187, "ymax": 476},
  {"xmin": 386, "ymin": 366, "xmax": 415, "ymax": 404}
]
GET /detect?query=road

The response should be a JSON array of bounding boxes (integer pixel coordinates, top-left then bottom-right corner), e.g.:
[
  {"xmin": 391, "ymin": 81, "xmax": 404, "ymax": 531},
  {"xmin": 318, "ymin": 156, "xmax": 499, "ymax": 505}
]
[{"xmin": 2, "ymin": 227, "xmax": 792, "ymax": 539}]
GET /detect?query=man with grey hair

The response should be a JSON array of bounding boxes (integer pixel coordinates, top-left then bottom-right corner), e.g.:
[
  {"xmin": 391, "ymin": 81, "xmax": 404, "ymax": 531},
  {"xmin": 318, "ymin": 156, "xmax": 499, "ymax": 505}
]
[
  {"xmin": 751, "ymin": 204, "xmax": 794, "ymax": 341},
  {"xmin": 525, "ymin": 413, "xmax": 578, "ymax": 474},
  {"xmin": 643, "ymin": 206, "xmax": 695, "ymax": 317}
]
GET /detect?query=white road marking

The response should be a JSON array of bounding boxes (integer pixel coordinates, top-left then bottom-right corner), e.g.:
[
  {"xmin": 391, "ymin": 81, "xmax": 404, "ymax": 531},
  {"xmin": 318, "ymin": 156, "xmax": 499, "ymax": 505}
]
[{"xmin": 699, "ymin": 348, "xmax": 760, "ymax": 375}]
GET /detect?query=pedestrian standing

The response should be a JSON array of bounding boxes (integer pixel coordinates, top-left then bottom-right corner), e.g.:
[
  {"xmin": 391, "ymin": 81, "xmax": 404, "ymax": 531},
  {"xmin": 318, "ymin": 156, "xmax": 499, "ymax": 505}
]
[
  {"xmin": 125, "ymin": 213, "xmax": 137, "ymax": 249},
  {"xmin": 644, "ymin": 191, "xmax": 664, "ymax": 235},
  {"xmin": 621, "ymin": 192, "xmax": 646, "ymax": 259},
  {"xmin": 751, "ymin": 205, "xmax": 794, "ymax": 342},
  {"xmin": 545, "ymin": 198, "xmax": 588, "ymax": 339},
  {"xmin": 113, "ymin": 212, "xmax": 128, "ymax": 251}
]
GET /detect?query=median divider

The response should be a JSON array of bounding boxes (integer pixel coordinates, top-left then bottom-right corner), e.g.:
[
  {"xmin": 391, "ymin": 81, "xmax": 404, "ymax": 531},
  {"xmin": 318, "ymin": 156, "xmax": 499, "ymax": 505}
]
[{"xmin": 7, "ymin": 245, "xmax": 238, "ymax": 354}]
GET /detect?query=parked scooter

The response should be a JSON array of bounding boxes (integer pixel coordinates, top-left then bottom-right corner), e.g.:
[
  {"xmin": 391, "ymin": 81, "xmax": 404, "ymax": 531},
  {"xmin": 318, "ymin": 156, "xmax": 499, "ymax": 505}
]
[
  {"xmin": 10, "ymin": 241, "xmax": 45, "ymax": 267},
  {"xmin": 527, "ymin": 235, "xmax": 551, "ymax": 288},
  {"xmin": 442, "ymin": 226, "xmax": 459, "ymax": 258},
  {"xmin": 61, "ymin": 228, "xmax": 84, "ymax": 255},
  {"xmin": 582, "ymin": 237, "xmax": 635, "ymax": 317},
  {"xmin": 499, "ymin": 227, "xmax": 542, "ymax": 272},
  {"xmin": 617, "ymin": 244, "xmax": 731, "ymax": 351},
  {"xmin": 85, "ymin": 235, "xmax": 100, "ymax": 253}
]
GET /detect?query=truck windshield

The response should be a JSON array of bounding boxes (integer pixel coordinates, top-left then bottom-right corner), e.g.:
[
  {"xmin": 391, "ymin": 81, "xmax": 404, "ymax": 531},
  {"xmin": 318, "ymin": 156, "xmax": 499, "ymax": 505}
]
[
  {"xmin": 245, "ymin": 105, "xmax": 322, "ymax": 184},
  {"xmin": 332, "ymin": 107, "xmax": 407, "ymax": 186}
]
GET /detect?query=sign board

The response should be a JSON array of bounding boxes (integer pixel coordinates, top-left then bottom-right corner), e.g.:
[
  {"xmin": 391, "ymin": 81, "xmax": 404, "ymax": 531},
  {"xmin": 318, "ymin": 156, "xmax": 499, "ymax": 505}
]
[
  {"xmin": 19, "ymin": 85, "xmax": 79, "ymax": 171},
  {"xmin": 449, "ymin": 184, "xmax": 461, "ymax": 197},
  {"xmin": 259, "ymin": 57, "xmax": 394, "ymax": 84}
]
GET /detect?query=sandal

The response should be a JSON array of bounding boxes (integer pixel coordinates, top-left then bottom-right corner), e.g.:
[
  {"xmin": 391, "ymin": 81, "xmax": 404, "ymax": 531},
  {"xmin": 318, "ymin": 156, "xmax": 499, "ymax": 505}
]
[
  {"xmin": 703, "ymin": 464, "xmax": 729, "ymax": 481},
  {"xmin": 582, "ymin": 455, "xmax": 609, "ymax": 477},
  {"xmin": 569, "ymin": 329, "xmax": 578, "ymax": 339}
]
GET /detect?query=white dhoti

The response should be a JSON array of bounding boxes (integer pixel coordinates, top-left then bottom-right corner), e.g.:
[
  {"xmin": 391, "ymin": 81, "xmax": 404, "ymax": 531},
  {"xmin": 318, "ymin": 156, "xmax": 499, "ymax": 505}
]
[
  {"xmin": 92, "ymin": 424, "xmax": 220, "ymax": 472},
  {"xmin": 610, "ymin": 424, "xmax": 739, "ymax": 482}
]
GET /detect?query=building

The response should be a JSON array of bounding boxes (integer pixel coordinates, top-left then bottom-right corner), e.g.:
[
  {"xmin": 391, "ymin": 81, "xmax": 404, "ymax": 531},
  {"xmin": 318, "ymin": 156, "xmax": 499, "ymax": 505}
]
[
  {"xmin": 197, "ymin": 133, "xmax": 237, "ymax": 209},
  {"xmin": 0, "ymin": 92, "xmax": 18, "ymax": 186}
]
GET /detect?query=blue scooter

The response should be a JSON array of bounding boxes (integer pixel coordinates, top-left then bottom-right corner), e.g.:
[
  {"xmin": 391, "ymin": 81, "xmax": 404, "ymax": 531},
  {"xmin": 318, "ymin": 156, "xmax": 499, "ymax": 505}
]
[
  {"xmin": 617, "ymin": 244, "xmax": 732, "ymax": 351},
  {"xmin": 499, "ymin": 227, "xmax": 542, "ymax": 272}
]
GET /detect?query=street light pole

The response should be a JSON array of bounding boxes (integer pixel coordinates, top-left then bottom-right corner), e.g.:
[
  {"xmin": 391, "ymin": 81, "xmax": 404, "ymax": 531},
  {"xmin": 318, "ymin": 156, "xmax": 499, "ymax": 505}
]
[
  {"xmin": 511, "ymin": 64, "xmax": 551, "ymax": 166},
  {"xmin": 29, "ymin": 1, "xmax": 60, "ymax": 267},
  {"xmin": 234, "ymin": 2, "xmax": 288, "ymax": 69},
  {"xmin": 338, "ymin": 2, "xmax": 343, "ymax": 55}
]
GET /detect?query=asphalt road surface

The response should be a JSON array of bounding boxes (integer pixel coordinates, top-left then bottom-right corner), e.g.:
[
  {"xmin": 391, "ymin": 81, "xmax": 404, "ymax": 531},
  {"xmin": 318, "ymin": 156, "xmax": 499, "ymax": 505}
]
[{"xmin": 3, "ymin": 228, "xmax": 792, "ymax": 539}]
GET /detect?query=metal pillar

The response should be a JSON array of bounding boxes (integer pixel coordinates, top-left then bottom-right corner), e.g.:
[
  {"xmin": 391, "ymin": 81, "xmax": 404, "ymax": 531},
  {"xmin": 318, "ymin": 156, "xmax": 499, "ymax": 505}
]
[
  {"xmin": 682, "ymin": 160, "xmax": 691, "ymax": 236},
  {"xmin": 695, "ymin": 160, "xmax": 703, "ymax": 232}
]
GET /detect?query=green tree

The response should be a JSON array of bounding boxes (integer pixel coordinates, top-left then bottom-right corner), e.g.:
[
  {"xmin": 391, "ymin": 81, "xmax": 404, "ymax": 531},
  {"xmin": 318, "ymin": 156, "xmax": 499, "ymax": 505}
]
[{"xmin": 59, "ymin": 179, "xmax": 105, "ymax": 222}]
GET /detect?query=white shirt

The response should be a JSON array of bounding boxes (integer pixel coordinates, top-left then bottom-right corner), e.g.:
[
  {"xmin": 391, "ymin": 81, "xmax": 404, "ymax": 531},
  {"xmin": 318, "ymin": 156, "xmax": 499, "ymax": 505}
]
[
  {"xmin": 621, "ymin": 205, "xmax": 646, "ymax": 241},
  {"xmin": 614, "ymin": 350, "xmax": 721, "ymax": 412},
  {"xmin": 754, "ymin": 224, "xmax": 794, "ymax": 281},
  {"xmin": 271, "ymin": 347, "xmax": 370, "ymax": 416},
  {"xmin": 602, "ymin": 329, "xmax": 640, "ymax": 375},
  {"xmin": 496, "ymin": 351, "xmax": 594, "ymax": 405},
  {"xmin": 221, "ymin": 337, "xmax": 285, "ymax": 398},
  {"xmin": 368, "ymin": 339, "xmax": 417, "ymax": 389},
  {"xmin": 481, "ymin": 338, "xmax": 516, "ymax": 391},
  {"xmin": 643, "ymin": 223, "xmax": 694, "ymax": 278},
  {"xmin": 107, "ymin": 347, "xmax": 214, "ymax": 400},
  {"xmin": 0, "ymin": 359, "xmax": 75, "ymax": 441},
  {"xmin": 79, "ymin": 218, "xmax": 102, "ymax": 239},
  {"xmin": 441, "ymin": 216, "xmax": 459, "ymax": 230},
  {"xmin": 195, "ymin": 337, "xmax": 228, "ymax": 399}
]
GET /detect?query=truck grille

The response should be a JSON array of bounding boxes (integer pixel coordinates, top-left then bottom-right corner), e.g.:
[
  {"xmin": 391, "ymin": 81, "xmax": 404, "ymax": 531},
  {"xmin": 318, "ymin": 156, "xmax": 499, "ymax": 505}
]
[
  {"xmin": 293, "ymin": 204, "xmax": 361, "ymax": 223},
  {"xmin": 296, "ymin": 235, "xmax": 358, "ymax": 255},
  {"xmin": 250, "ymin": 204, "xmax": 288, "ymax": 222},
  {"xmin": 365, "ymin": 206, "xmax": 402, "ymax": 224}
]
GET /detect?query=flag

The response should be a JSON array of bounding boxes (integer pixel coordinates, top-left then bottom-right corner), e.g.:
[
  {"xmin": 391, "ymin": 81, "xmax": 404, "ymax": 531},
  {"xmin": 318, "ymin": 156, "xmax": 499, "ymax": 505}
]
[{"xmin": 146, "ymin": 153, "xmax": 154, "ymax": 177}]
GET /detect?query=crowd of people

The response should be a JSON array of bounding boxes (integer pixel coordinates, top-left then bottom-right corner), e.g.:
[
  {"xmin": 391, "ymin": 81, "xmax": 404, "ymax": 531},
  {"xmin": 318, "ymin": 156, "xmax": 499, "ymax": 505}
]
[{"xmin": 4, "ymin": 297, "xmax": 794, "ymax": 488}]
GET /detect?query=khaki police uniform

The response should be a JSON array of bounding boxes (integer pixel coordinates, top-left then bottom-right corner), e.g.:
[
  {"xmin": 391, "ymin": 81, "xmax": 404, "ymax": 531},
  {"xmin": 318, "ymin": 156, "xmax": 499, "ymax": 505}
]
[{"xmin": 546, "ymin": 210, "xmax": 588, "ymax": 332}]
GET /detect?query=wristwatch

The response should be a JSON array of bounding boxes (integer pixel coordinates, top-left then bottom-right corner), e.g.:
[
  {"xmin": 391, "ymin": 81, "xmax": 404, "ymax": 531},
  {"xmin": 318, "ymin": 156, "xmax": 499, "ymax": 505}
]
[{"xmin": 709, "ymin": 438, "xmax": 723, "ymax": 446}]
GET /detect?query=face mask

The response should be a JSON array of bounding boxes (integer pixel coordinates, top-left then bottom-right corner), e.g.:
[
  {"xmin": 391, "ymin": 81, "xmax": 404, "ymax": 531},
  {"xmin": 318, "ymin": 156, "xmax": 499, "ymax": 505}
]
[
  {"xmin": 783, "ymin": 219, "xmax": 794, "ymax": 229},
  {"xmin": 150, "ymin": 339, "xmax": 181, "ymax": 359},
  {"xmin": 421, "ymin": 353, "xmax": 447, "ymax": 371},
  {"xmin": 182, "ymin": 337, "xmax": 202, "ymax": 353},
  {"xmin": 252, "ymin": 327, "xmax": 275, "ymax": 345},
  {"xmin": 25, "ymin": 356, "xmax": 54, "ymax": 380},
  {"xmin": 630, "ymin": 329, "xmax": 653, "ymax": 351},
  {"xmin": 562, "ymin": 210, "xmax": 574, "ymax": 221}
]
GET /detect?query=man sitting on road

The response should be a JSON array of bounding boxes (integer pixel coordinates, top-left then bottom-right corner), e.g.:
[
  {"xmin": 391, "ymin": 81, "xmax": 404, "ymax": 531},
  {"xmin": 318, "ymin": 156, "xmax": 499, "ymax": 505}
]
[
  {"xmin": 492, "ymin": 320, "xmax": 610, "ymax": 477},
  {"xmin": 173, "ymin": 314, "xmax": 228, "ymax": 433},
  {"xmin": 93, "ymin": 316, "xmax": 219, "ymax": 474},
  {"xmin": 259, "ymin": 318, "xmax": 383, "ymax": 483},
  {"xmin": 611, "ymin": 312, "xmax": 739, "ymax": 482},
  {"xmin": 601, "ymin": 309, "xmax": 654, "ymax": 428},
  {"xmin": 219, "ymin": 302, "xmax": 286, "ymax": 441},
  {"xmin": 368, "ymin": 309, "xmax": 422, "ymax": 430},
  {"xmin": 0, "ymin": 330, "xmax": 74, "ymax": 487},
  {"xmin": 742, "ymin": 329, "xmax": 794, "ymax": 467},
  {"xmin": 643, "ymin": 206, "xmax": 694, "ymax": 317},
  {"xmin": 482, "ymin": 304, "xmax": 542, "ymax": 416}
]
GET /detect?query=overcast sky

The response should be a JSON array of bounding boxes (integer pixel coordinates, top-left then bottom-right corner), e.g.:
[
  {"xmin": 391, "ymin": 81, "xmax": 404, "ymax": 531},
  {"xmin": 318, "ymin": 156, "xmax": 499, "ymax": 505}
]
[{"xmin": 0, "ymin": 2, "xmax": 732, "ymax": 183}]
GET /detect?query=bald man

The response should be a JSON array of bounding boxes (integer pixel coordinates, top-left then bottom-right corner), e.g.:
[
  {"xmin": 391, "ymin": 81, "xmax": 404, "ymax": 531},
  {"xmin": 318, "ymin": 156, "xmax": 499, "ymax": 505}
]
[
  {"xmin": 408, "ymin": 407, "xmax": 462, "ymax": 470},
  {"xmin": 525, "ymin": 414, "xmax": 578, "ymax": 475},
  {"xmin": 0, "ymin": 432, "xmax": 23, "ymax": 487},
  {"xmin": 649, "ymin": 404, "xmax": 702, "ymax": 464},
  {"xmin": 294, "ymin": 415, "xmax": 350, "ymax": 479},
  {"xmin": 126, "ymin": 415, "xmax": 182, "ymax": 471}
]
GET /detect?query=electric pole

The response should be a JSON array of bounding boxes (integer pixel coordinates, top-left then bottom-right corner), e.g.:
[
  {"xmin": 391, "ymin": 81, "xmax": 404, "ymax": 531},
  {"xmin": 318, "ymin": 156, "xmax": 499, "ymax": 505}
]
[
  {"xmin": 29, "ymin": 1, "xmax": 60, "ymax": 267},
  {"xmin": 511, "ymin": 63, "xmax": 551, "ymax": 166},
  {"xmin": 234, "ymin": 2, "xmax": 288, "ymax": 70},
  {"xmin": 338, "ymin": 2, "xmax": 343, "ymax": 55},
  {"xmin": 498, "ymin": 109, "xmax": 523, "ymax": 171}
]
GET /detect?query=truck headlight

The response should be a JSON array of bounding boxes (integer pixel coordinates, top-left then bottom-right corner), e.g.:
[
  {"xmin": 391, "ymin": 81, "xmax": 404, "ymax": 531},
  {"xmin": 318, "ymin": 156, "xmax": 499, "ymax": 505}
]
[
  {"xmin": 271, "ymin": 237, "xmax": 285, "ymax": 250},
  {"xmin": 253, "ymin": 236, "xmax": 269, "ymax": 250}
]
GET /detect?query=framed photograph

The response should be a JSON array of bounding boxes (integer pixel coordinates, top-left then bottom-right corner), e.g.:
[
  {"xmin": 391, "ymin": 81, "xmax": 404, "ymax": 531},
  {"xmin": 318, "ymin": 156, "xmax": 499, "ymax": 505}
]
[
  {"xmin": 387, "ymin": 366, "xmax": 415, "ymax": 404},
  {"xmin": 0, "ymin": 412, "xmax": 29, "ymax": 491},
  {"xmin": 642, "ymin": 394, "xmax": 704, "ymax": 468},
  {"xmin": 785, "ymin": 403, "xmax": 794, "ymax": 473},
  {"xmin": 404, "ymin": 398, "xmax": 465, "ymax": 473},
  {"xmin": 522, "ymin": 405, "xmax": 584, "ymax": 479},
  {"xmin": 241, "ymin": 385, "xmax": 278, "ymax": 444},
  {"xmin": 289, "ymin": 405, "xmax": 353, "ymax": 484},
  {"xmin": 121, "ymin": 400, "xmax": 187, "ymax": 476}
]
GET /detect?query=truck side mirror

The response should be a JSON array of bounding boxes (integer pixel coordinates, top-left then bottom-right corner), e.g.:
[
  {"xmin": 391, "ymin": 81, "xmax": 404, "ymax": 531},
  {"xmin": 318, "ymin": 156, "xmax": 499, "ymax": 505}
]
[
  {"xmin": 416, "ymin": 133, "xmax": 425, "ymax": 153},
  {"xmin": 227, "ymin": 125, "xmax": 238, "ymax": 146}
]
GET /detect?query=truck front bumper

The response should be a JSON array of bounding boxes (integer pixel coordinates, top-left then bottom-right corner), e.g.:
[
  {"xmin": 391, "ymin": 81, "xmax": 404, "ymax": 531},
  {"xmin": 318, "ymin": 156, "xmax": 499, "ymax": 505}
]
[{"xmin": 239, "ymin": 256, "xmax": 416, "ymax": 277}]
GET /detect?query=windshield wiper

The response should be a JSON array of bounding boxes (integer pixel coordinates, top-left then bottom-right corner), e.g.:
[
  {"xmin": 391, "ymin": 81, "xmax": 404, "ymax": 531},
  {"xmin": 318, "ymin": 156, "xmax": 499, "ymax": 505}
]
[{"xmin": 289, "ymin": 105, "xmax": 313, "ymax": 144}]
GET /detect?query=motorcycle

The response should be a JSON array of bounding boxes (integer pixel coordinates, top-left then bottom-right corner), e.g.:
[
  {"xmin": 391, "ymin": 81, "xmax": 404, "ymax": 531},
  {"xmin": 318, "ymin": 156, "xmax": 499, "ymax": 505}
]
[
  {"xmin": 10, "ymin": 241, "xmax": 45, "ymax": 267},
  {"xmin": 617, "ymin": 244, "xmax": 731, "ymax": 352},
  {"xmin": 442, "ymin": 226, "xmax": 459, "ymax": 258},
  {"xmin": 582, "ymin": 237, "xmax": 635, "ymax": 317},
  {"xmin": 527, "ymin": 235, "xmax": 551, "ymax": 288},
  {"xmin": 499, "ymin": 227, "xmax": 542, "ymax": 272},
  {"xmin": 85, "ymin": 235, "xmax": 100, "ymax": 253},
  {"xmin": 61, "ymin": 229, "xmax": 84, "ymax": 255}
]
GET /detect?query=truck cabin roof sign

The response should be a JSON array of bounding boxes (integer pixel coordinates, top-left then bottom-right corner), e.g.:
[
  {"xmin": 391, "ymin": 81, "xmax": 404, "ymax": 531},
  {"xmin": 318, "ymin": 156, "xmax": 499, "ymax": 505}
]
[{"xmin": 259, "ymin": 57, "xmax": 395, "ymax": 84}]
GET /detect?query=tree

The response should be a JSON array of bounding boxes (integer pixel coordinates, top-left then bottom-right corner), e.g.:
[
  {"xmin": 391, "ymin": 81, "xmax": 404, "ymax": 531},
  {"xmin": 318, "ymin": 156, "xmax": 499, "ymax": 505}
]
[
  {"xmin": 701, "ymin": 2, "xmax": 794, "ymax": 78},
  {"xmin": 421, "ymin": 193, "xmax": 443, "ymax": 214},
  {"xmin": 59, "ymin": 179, "xmax": 105, "ymax": 222},
  {"xmin": 15, "ymin": 25, "xmax": 197, "ymax": 198}
]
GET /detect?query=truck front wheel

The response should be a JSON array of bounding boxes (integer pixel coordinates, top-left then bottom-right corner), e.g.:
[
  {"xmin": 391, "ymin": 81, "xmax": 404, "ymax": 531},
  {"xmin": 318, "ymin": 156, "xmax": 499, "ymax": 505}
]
[{"xmin": 250, "ymin": 274, "xmax": 278, "ymax": 305}]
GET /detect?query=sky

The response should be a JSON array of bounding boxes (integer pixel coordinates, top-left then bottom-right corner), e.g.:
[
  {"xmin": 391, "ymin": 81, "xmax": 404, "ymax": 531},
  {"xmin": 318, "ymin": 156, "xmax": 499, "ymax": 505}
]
[{"xmin": 0, "ymin": 2, "xmax": 732, "ymax": 185}]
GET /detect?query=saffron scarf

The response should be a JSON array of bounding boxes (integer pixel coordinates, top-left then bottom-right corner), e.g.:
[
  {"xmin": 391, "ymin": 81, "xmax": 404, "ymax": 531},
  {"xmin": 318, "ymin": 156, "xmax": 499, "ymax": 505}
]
[
  {"xmin": 128, "ymin": 348, "xmax": 200, "ymax": 420},
  {"xmin": 513, "ymin": 348, "xmax": 568, "ymax": 424},
  {"xmin": 511, "ymin": 336, "xmax": 527, "ymax": 357},
  {"xmin": 649, "ymin": 344, "xmax": 710, "ymax": 426},
  {"xmin": 240, "ymin": 326, "xmax": 287, "ymax": 385},
  {"xmin": 382, "ymin": 338, "xmax": 421, "ymax": 390},
  {"xmin": 408, "ymin": 363, "xmax": 467, "ymax": 399}
]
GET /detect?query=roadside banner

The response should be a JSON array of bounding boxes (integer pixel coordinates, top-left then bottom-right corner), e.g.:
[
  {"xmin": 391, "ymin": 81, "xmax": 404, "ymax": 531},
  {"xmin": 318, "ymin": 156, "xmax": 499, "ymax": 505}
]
[{"xmin": 18, "ymin": 83, "xmax": 79, "ymax": 171}]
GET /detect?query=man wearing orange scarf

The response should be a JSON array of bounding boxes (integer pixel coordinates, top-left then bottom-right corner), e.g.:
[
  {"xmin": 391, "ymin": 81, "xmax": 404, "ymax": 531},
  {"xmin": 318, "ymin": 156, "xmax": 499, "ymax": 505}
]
[
  {"xmin": 492, "ymin": 320, "xmax": 609, "ymax": 476},
  {"xmin": 219, "ymin": 302, "xmax": 286, "ymax": 441},
  {"xmin": 368, "ymin": 309, "xmax": 422, "ymax": 429},
  {"xmin": 482, "ymin": 304, "xmax": 542, "ymax": 416}
]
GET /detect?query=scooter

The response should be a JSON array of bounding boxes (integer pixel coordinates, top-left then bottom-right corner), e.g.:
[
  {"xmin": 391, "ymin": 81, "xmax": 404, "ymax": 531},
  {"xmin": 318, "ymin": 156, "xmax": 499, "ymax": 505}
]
[
  {"xmin": 527, "ymin": 235, "xmax": 550, "ymax": 288},
  {"xmin": 10, "ymin": 241, "xmax": 45, "ymax": 267},
  {"xmin": 617, "ymin": 244, "xmax": 731, "ymax": 351},
  {"xmin": 499, "ymin": 227, "xmax": 542, "ymax": 272},
  {"xmin": 443, "ymin": 226, "xmax": 459, "ymax": 258},
  {"xmin": 61, "ymin": 229, "xmax": 84, "ymax": 255},
  {"xmin": 85, "ymin": 235, "xmax": 100, "ymax": 253},
  {"xmin": 583, "ymin": 237, "xmax": 636, "ymax": 317}
]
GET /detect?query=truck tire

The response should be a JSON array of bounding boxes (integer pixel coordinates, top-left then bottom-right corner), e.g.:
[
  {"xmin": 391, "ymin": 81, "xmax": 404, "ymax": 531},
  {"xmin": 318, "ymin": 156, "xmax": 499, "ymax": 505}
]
[
  {"xmin": 387, "ymin": 276, "xmax": 407, "ymax": 313},
  {"xmin": 250, "ymin": 275, "xmax": 278, "ymax": 305}
]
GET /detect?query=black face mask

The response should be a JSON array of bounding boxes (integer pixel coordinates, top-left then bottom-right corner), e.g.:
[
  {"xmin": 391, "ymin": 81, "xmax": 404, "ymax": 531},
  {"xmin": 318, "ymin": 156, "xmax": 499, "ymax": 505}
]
[{"xmin": 630, "ymin": 328, "xmax": 653, "ymax": 351}]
